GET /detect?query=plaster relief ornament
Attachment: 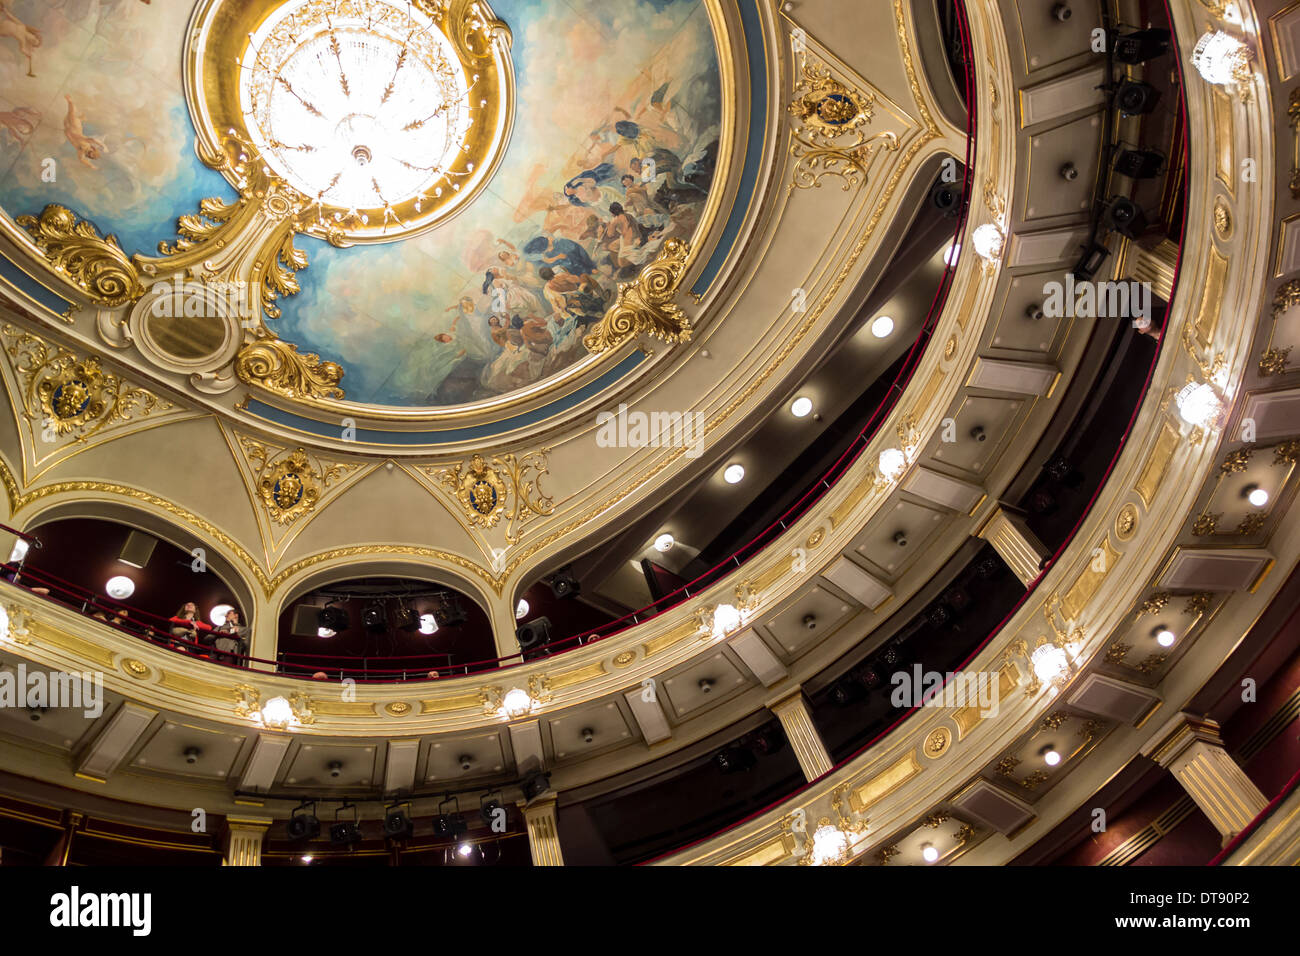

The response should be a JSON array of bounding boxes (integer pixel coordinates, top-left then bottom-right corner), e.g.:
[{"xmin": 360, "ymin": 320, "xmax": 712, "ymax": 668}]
[{"xmin": 432, "ymin": 449, "xmax": 554, "ymax": 544}]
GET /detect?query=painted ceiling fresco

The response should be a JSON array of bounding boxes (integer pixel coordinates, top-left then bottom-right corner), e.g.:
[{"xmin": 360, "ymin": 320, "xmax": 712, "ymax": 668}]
[{"xmin": 0, "ymin": 0, "xmax": 723, "ymax": 408}]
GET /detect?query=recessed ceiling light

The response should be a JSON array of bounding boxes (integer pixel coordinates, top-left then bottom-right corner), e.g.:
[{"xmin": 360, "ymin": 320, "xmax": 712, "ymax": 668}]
[
  {"xmin": 1156, "ymin": 628, "xmax": 1176, "ymax": 647},
  {"xmin": 922, "ymin": 844, "xmax": 939, "ymax": 863},
  {"xmin": 105, "ymin": 575, "xmax": 135, "ymax": 600},
  {"xmin": 790, "ymin": 396, "xmax": 814, "ymax": 418},
  {"xmin": 1043, "ymin": 748, "xmax": 1062, "ymax": 766},
  {"xmin": 209, "ymin": 603, "xmax": 234, "ymax": 626},
  {"xmin": 871, "ymin": 315, "xmax": 895, "ymax": 338},
  {"xmin": 515, "ymin": 599, "xmax": 530, "ymax": 620},
  {"xmin": 1245, "ymin": 485, "xmax": 1270, "ymax": 507},
  {"xmin": 724, "ymin": 463, "xmax": 745, "ymax": 484},
  {"xmin": 654, "ymin": 533, "xmax": 675, "ymax": 552}
]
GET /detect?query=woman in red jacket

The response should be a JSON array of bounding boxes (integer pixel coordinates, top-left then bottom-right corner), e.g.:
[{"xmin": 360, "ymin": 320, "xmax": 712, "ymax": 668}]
[{"xmin": 168, "ymin": 602, "xmax": 212, "ymax": 654}]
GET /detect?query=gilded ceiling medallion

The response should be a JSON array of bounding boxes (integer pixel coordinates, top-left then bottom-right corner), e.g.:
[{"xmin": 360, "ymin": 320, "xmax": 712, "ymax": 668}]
[
  {"xmin": 187, "ymin": 0, "xmax": 513, "ymax": 244},
  {"xmin": 239, "ymin": 437, "xmax": 361, "ymax": 525}
]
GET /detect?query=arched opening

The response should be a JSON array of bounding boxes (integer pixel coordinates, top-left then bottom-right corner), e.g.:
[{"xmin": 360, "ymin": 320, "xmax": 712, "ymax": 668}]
[
  {"xmin": 276, "ymin": 575, "xmax": 495, "ymax": 680},
  {"xmin": 6, "ymin": 515, "xmax": 248, "ymax": 665}
]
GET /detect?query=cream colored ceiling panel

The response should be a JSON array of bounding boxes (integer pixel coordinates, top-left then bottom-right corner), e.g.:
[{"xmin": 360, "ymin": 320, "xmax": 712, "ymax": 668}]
[
  {"xmin": 763, "ymin": 586, "xmax": 854, "ymax": 655},
  {"xmin": 424, "ymin": 731, "xmax": 507, "ymax": 782},
  {"xmin": 661, "ymin": 651, "xmax": 750, "ymax": 720},
  {"xmin": 547, "ymin": 702, "xmax": 634, "ymax": 761}
]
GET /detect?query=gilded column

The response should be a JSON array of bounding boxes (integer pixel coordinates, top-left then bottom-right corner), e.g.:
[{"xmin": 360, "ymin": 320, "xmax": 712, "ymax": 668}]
[
  {"xmin": 768, "ymin": 685, "xmax": 833, "ymax": 781},
  {"xmin": 522, "ymin": 798, "xmax": 564, "ymax": 866},
  {"xmin": 974, "ymin": 503, "xmax": 1049, "ymax": 587},
  {"xmin": 1118, "ymin": 237, "xmax": 1177, "ymax": 302},
  {"xmin": 1141, "ymin": 713, "xmax": 1268, "ymax": 844},
  {"xmin": 223, "ymin": 815, "xmax": 272, "ymax": 866}
]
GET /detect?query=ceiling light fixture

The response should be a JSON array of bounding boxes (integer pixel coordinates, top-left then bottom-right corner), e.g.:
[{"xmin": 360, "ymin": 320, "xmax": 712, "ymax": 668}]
[
  {"xmin": 1174, "ymin": 382, "xmax": 1223, "ymax": 429},
  {"xmin": 500, "ymin": 687, "xmax": 536, "ymax": 720},
  {"xmin": 724, "ymin": 463, "xmax": 745, "ymax": 484},
  {"xmin": 790, "ymin": 396, "xmax": 814, "ymax": 417},
  {"xmin": 922, "ymin": 843, "xmax": 940, "ymax": 863},
  {"xmin": 1191, "ymin": 30, "xmax": 1253, "ymax": 87},
  {"xmin": 1155, "ymin": 627, "xmax": 1177, "ymax": 648},
  {"xmin": 105, "ymin": 576, "xmax": 135, "ymax": 600},
  {"xmin": 870, "ymin": 315, "xmax": 895, "ymax": 338},
  {"xmin": 1243, "ymin": 484, "xmax": 1269, "ymax": 508},
  {"xmin": 654, "ymin": 533, "xmax": 675, "ymax": 553},
  {"xmin": 1043, "ymin": 748, "xmax": 1062, "ymax": 766},
  {"xmin": 878, "ymin": 447, "xmax": 908, "ymax": 482}
]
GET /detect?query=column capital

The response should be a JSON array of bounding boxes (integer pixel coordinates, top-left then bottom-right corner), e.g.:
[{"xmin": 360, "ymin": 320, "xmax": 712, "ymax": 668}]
[{"xmin": 1140, "ymin": 712, "xmax": 1225, "ymax": 768}]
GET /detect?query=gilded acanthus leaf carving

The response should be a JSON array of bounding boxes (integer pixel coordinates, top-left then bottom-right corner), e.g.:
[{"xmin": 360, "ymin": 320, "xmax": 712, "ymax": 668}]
[
  {"xmin": 583, "ymin": 238, "xmax": 692, "ymax": 353},
  {"xmin": 429, "ymin": 449, "xmax": 554, "ymax": 544},
  {"xmin": 15, "ymin": 205, "xmax": 145, "ymax": 307}
]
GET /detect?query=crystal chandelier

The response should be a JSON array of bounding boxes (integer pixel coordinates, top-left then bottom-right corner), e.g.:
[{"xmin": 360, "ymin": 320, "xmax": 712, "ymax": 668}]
[
  {"xmin": 1191, "ymin": 30, "xmax": 1253, "ymax": 87},
  {"xmin": 240, "ymin": 0, "xmax": 473, "ymax": 214}
]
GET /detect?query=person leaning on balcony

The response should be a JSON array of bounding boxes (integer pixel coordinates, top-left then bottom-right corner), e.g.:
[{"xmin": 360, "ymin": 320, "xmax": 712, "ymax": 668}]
[
  {"xmin": 168, "ymin": 602, "xmax": 212, "ymax": 652},
  {"xmin": 210, "ymin": 608, "xmax": 249, "ymax": 666}
]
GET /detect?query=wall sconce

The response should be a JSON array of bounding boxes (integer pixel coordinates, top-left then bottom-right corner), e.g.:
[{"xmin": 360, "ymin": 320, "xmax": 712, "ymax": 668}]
[{"xmin": 1191, "ymin": 30, "xmax": 1253, "ymax": 88}]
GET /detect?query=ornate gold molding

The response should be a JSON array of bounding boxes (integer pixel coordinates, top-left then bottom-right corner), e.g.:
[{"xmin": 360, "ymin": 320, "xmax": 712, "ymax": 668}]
[
  {"xmin": 429, "ymin": 449, "xmax": 554, "ymax": 545},
  {"xmin": 233, "ymin": 338, "xmax": 344, "ymax": 401},
  {"xmin": 15, "ymin": 205, "xmax": 145, "ymax": 307},
  {"xmin": 1, "ymin": 324, "xmax": 171, "ymax": 442},
  {"xmin": 237, "ymin": 437, "xmax": 360, "ymax": 526},
  {"xmin": 582, "ymin": 238, "xmax": 693, "ymax": 353},
  {"xmin": 787, "ymin": 47, "xmax": 901, "ymax": 190}
]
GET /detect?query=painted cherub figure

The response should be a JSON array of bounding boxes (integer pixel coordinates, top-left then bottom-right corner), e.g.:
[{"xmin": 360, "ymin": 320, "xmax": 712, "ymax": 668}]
[
  {"xmin": 0, "ymin": 2, "xmax": 41, "ymax": 76},
  {"xmin": 63, "ymin": 95, "xmax": 107, "ymax": 168}
]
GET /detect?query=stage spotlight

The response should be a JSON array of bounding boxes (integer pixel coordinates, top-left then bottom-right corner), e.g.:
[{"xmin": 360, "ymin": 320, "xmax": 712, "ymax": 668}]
[
  {"xmin": 1071, "ymin": 243, "xmax": 1110, "ymax": 281},
  {"xmin": 330, "ymin": 805, "xmax": 362, "ymax": 846},
  {"xmin": 1114, "ymin": 27, "xmax": 1170, "ymax": 64},
  {"xmin": 392, "ymin": 606, "xmax": 417, "ymax": 631},
  {"xmin": 480, "ymin": 794, "xmax": 504, "ymax": 826},
  {"xmin": 522, "ymin": 771, "xmax": 552, "ymax": 802},
  {"xmin": 1104, "ymin": 197, "xmax": 1148, "ymax": 238},
  {"xmin": 362, "ymin": 603, "xmax": 387, "ymax": 633},
  {"xmin": 929, "ymin": 179, "xmax": 964, "ymax": 217},
  {"xmin": 548, "ymin": 567, "xmax": 581, "ymax": 599},
  {"xmin": 318, "ymin": 605, "xmax": 349, "ymax": 632},
  {"xmin": 1114, "ymin": 148, "xmax": 1166, "ymax": 180},
  {"xmin": 714, "ymin": 745, "xmax": 757, "ymax": 775},
  {"xmin": 287, "ymin": 803, "xmax": 320, "ymax": 842},
  {"xmin": 516, "ymin": 616, "xmax": 552, "ymax": 651},
  {"xmin": 1114, "ymin": 80, "xmax": 1160, "ymax": 116},
  {"xmin": 433, "ymin": 812, "xmax": 467, "ymax": 840},
  {"xmin": 439, "ymin": 595, "xmax": 468, "ymax": 627},
  {"xmin": 383, "ymin": 805, "xmax": 413, "ymax": 840}
]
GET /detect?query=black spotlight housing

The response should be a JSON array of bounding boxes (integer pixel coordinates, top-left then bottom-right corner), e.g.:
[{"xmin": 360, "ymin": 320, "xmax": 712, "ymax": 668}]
[
  {"xmin": 439, "ymin": 594, "xmax": 468, "ymax": 627},
  {"xmin": 287, "ymin": 803, "xmax": 321, "ymax": 842},
  {"xmin": 362, "ymin": 603, "xmax": 386, "ymax": 633},
  {"xmin": 318, "ymin": 605, "xmax": 349, "ymax": 632},
  {"xmin": 392, "ymin": 605, "xmax": 418, "ymax": 632},
  {"xmin": 480, "ymin": 795, "xmax": 504, "ymax": 826},
  {"xmin": 929, "ymin": 179, "xmax": 964, "ymax": 217},
  {"xmin": 714, "ymin": 745, "xmax": 757, "ymax": 775},
  {"xmin": 522, "ymin": 771, "xmax": 552, "ymax": 802},
  {"xmin": 1113, "ymin": 148, "xmax": 1166, "ymax": 180},
  {"xmin": 1114, "ymin": 27, "xmax": 1170, "ymax": 64},
  {"xmin": 1104, "ymin": 197, "xmax": 1148, "ymax": 238},
  {"xmin": 432, "ymin": 813, "xmax": 468, "ymax": 840},
  {"xmin": 1114, "ymin": 80, "xmax": 1160, "ymax": 116},
  {"xmin": 329, "ymin": 804, "xmax": 363, "ymax": 846},
  {"xmin": 1071, "ymin": 242, "xmax": 1111, "ymax": 281},
  {"xmin": 383, "ymin": 805, "xmax": 414, "ymax": 840},
  {"xmin": 516, "ymin": 615, "xmax": 552, "ymax": 651},
  {"xmin": 548, "ymin": 567, "xmax": 581, "ymax": 599}
]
